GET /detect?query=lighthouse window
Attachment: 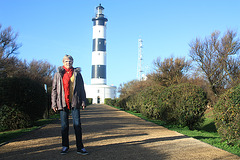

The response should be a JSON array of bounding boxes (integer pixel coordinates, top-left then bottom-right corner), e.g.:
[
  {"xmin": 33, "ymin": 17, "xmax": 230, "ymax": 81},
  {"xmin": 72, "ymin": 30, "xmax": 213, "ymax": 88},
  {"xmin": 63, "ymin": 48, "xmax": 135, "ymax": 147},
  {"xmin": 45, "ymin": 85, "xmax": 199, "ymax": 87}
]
[
  {"xmin": 99, "ymin": 30, "xmax": 101, "ymax": 33},
  {"xmin": 98, "ymin": 53, "xmax": 100, "ymax": 55}
]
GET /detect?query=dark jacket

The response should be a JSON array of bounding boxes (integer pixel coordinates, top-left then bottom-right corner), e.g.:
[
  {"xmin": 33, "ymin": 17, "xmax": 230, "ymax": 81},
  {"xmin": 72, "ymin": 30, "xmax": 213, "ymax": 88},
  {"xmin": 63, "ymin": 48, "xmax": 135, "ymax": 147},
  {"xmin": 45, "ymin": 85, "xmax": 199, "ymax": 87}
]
[{"xmin": 51, "ymin": 66, "xmax": 86, "ymax": 110}]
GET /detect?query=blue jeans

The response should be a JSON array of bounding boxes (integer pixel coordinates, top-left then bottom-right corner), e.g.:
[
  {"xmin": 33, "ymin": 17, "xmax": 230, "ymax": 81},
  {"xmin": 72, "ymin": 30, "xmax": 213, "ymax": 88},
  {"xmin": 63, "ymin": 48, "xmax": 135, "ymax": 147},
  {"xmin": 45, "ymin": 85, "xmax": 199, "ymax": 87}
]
[{"xmin": 60, "ymin": 107, "xmax": 84, "ymax": 149}]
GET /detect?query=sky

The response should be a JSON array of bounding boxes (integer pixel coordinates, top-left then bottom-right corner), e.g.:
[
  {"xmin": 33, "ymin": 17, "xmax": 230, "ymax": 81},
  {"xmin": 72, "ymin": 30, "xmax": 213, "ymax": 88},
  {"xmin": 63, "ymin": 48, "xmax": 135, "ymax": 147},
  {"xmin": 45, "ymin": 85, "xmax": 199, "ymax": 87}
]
[{"xmin": 1, "ymin": 0, "xmax": 240, "ymax": 91}]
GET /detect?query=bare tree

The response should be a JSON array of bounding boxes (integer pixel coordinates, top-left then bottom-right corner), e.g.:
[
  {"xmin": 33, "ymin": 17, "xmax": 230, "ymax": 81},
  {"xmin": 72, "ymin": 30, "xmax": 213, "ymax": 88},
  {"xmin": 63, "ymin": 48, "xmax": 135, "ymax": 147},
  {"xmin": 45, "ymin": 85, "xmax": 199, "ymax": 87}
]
[
  {"xmin": 0, "ymin": 57, "xmax": 28, "ymax": 78},
  {"xmin": 0, "ymin": 24, "xmax": 56, "ymax": 85},
  {"xmin": 0, "ymin": 24, "xmax": 22, "ymax": 78},
  {"xmin": 27, "ymin": 59, "xmax": 56, "ymax": 86},
  {"xmin": 189, "ymin": 30, "xmax": 240, "ymax": 95},
  {"xmin": 149, "ymin": 57, "xmax": 191, "ymax": 87},
  {"xmin": 0, "ymin": 24, "xmax": 21, "ymax": 59},
  {"xmin": 118, "ymin": 79, "xmax": 152, "ymax": 99}
]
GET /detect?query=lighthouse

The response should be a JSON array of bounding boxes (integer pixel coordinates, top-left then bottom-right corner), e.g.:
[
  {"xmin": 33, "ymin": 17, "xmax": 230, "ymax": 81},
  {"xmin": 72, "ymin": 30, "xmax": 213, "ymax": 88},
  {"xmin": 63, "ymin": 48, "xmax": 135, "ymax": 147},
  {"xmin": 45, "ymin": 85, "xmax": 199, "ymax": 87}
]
[
  {"xmin": 85, "ymin": 4, "xmax": 116, "ymax": 104},
  {"xmin": 91, "ymin": 4, "xmax": 107, "ymax": 85}
]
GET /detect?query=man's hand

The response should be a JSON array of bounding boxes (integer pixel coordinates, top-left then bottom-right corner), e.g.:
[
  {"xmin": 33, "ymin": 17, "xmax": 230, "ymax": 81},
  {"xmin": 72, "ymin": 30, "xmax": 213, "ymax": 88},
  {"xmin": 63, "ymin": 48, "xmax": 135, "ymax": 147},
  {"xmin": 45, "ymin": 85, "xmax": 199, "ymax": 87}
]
[
  {"xmin": 82, "ymin": 101, "xmax": 86, "ymax": 110},
  {"xmin": 82, "ymin": 105, "xmax": 86, "ymax": 110},
  {"xmin": 53, "ymin": 107, "xmax": 58, "ymax": 112}
]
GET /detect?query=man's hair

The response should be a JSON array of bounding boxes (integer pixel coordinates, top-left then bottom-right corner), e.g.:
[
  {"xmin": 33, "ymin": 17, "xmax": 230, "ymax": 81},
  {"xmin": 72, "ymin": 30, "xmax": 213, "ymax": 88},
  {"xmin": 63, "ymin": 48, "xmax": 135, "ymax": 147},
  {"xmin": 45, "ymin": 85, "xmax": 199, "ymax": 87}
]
[{"xmin": 62, "ymin": 54, "xmax": 74, "ymax": 62}]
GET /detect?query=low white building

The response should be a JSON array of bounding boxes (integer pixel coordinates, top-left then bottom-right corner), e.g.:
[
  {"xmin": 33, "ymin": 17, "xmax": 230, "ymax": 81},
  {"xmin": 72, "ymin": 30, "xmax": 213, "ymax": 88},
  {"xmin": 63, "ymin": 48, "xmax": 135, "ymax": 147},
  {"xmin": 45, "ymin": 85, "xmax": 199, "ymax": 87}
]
[{"xmin": 85, "ymin": 84, "xmax": 116, "ymax": 104}]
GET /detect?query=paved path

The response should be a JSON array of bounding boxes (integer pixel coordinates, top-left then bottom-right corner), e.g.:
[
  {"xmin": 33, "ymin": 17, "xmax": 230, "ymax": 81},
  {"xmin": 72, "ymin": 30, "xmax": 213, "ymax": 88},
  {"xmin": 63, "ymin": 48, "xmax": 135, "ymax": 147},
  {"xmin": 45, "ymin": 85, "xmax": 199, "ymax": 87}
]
[{"xmin": 0, "ymin": 104, "xmax": 239, "ymax": 160}]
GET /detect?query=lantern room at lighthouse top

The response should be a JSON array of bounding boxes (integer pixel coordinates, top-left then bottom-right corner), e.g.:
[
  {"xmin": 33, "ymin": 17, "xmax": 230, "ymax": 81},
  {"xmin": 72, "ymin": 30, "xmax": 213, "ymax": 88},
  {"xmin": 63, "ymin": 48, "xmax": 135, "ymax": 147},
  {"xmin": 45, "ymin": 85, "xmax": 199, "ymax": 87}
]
[
  {"xmin": 92, "ymin": 4, "xmax": 108, "ymax": 26},
  {"xmin": 96, "ymin": 4, "xmax": 105, "ymax": 17}
]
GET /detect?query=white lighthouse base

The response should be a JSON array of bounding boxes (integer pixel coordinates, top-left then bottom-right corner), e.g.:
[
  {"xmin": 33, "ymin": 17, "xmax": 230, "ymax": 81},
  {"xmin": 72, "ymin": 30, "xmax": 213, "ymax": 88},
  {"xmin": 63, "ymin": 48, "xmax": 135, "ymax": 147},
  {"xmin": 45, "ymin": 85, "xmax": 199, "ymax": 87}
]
[{"xmin": 84, "ymin": 84, "xmax": 116, "ymax": 104}]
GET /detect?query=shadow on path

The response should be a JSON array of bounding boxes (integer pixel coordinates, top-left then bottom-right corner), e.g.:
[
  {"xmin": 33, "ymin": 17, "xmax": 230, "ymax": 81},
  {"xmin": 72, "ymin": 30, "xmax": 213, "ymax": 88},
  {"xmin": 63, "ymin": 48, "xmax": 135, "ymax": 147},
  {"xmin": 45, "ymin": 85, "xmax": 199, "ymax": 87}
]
[{"xmin": 0, "ymin": 104, "xmax": 239, "ymax": 160}]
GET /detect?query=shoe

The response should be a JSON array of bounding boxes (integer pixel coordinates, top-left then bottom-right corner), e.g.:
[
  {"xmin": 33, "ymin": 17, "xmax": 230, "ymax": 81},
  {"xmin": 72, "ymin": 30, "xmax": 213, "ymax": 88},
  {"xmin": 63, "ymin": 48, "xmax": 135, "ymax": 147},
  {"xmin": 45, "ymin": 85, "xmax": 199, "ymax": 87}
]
[
  {"xmin": 77, "ymin": 148, "xmax": 88, "ymax": 155},
  {"xmin": 60, "ymin": 146, "xmax": 69, "ymax": 155}
]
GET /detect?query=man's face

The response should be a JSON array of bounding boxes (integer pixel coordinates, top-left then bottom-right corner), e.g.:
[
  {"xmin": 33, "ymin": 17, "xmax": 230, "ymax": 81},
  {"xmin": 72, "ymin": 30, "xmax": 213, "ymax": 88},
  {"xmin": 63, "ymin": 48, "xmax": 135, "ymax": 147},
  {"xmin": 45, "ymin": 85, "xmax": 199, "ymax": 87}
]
[{"xmin": 63, "ymin": 58, "xmax": 73, "ymax": 69}]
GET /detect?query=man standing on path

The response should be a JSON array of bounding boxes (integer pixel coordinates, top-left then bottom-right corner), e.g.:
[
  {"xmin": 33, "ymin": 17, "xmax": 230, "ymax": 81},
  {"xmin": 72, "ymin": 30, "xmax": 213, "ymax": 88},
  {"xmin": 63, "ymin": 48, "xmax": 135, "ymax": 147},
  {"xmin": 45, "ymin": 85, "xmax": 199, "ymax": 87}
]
[{"xmin": 51, "ymin": 55, "xmax": 88, "ymax": 155}]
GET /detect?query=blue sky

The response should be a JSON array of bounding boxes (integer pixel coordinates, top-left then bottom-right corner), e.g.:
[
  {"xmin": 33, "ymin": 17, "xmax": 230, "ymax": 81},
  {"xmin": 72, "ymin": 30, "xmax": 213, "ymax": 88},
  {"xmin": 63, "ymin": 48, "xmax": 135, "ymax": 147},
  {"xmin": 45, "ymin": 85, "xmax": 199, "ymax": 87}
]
[{"xmin": 1, "ymin": 0, "xmax": 240, "ymax": 90}]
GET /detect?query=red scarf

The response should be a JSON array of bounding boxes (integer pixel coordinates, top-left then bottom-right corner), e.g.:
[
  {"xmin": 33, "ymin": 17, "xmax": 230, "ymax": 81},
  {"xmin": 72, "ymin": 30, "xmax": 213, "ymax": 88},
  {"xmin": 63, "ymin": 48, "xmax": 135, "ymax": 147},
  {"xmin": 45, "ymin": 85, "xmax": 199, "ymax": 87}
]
[{"xmin": 62, "ymin": 66, "xmax": 73, "ymax": 110}]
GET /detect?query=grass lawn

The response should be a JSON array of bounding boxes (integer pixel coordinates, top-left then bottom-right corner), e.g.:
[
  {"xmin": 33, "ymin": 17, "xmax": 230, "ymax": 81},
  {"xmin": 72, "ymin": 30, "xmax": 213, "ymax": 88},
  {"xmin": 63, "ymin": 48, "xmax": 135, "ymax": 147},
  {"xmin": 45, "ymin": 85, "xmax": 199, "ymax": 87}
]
[{"xmin": 113, "ymin": 106, "xmax": 240, "ymax": 157}]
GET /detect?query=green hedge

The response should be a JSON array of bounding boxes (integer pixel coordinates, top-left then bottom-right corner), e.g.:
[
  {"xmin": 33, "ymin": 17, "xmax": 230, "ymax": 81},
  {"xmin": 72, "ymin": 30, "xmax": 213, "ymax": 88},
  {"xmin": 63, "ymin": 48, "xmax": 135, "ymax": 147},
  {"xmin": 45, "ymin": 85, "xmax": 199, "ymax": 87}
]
[
  {"xmin": 115, "ymin": 97, "xmax": 128, "ymax": 110},
  {"xmin": 126, "ymin": 93, "xmax": 141, "ymax": 112},
  {"xmin": 117, "ymin": 83, "xmax": 208, "ymax": 130},
  {"xmin": 105, "ymin": 98, "xmax": 117, "ymax": 106},
  {"xmin": 214, "ymin": 84, "xmax": 240, "ymax": 146},
  {"xmin": 0, "ymin": 105, "xmax": 32, "ymax": 131},
  {"xmin": 125, "ymin": 85, "xmax": 165, "ymax": 118},
  {"xmin": 0, "ymin": 77, "xmax": 47, "ymax": 121},
  {"xmin": 160, "ymin": 83, "xmax": 208, "ymax": 130},
  {"xmin": 86, "ymin": 98, "xmax": 93, "ymax": 106}
]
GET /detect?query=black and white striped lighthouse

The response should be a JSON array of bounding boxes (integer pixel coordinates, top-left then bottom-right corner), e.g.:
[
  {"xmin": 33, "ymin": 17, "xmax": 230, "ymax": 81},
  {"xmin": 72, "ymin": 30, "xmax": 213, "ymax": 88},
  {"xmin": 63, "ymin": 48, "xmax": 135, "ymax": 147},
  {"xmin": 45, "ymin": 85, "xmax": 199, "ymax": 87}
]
[
  {"xmin": 85, "ymin": 4, "xmax": 116, "ymax": 104},
  {"xmin": 91, "ymin": 4, "xmax": 108, "ymax": 85}
]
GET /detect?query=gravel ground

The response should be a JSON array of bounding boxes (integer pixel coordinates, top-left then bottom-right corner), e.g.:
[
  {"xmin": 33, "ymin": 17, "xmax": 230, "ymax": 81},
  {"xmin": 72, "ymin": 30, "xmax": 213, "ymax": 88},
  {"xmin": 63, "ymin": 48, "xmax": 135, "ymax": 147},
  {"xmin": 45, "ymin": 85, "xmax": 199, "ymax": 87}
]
[{"xmin": 0, "ymin": 104, "xmax": 239, "ymax": 160}]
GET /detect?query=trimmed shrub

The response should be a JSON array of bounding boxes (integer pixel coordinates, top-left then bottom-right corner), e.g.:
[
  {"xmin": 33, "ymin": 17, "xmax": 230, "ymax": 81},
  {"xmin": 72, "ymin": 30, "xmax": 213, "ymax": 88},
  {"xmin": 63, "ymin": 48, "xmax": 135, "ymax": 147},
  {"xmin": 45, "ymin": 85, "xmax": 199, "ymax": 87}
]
[
  {"xmin": 104, "ymin": 98, "xmax": 111, "ymax": 105},
  {"xmin": 126, "ymin": 93, "xmax": 141, "ymax": 112},
  {"xmin": 117, "ymin": 97, "xmax": 128, "ymax": 110},
  {"xmin": 86, "ymin": 98, "xmax": 93, "ymax": 106},
  {"xmin": 0, "ymin": 105, "xmax": 32, "ymax": 131},
  {"xmin": 160, "ymin": 83, "xmax": 208, "ymax": 130},
  {"xmin": 104, "ymin": 98, "xmax": 116, "ymax": 106},
  {"xmin": 137, "ymin": 85, "xmax": 165, "ymax": 118},
  {"xmin": 214, "ymin": 84, "xmax": 240, "ymax": 146},
  {"xmin": 0, "ymin": 77, "xmax": 47, "ymax": 121}
]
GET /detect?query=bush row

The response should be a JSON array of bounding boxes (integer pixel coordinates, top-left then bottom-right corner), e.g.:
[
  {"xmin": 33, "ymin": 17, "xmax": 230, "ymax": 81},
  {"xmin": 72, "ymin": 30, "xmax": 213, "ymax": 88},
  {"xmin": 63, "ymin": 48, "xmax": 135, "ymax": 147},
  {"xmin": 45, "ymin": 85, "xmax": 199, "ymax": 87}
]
[
  {"xmin": 106, "ymin": 81, "xmax": 240, "ymax": 146},
  {"xmin": 0, "ymin": 77, "xmax": 48, "ymax": 131},
  {"xmin": 106, "ymin": 83, "xmax": 208, "ymax": 130}
]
